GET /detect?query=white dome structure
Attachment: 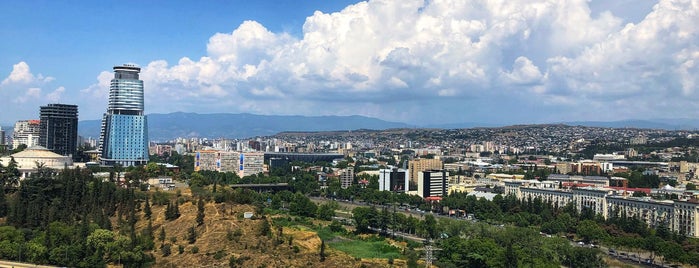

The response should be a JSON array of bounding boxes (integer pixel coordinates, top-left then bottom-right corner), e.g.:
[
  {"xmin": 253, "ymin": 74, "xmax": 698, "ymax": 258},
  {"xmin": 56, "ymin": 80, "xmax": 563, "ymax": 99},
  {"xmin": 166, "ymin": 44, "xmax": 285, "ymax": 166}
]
[{"xmin": 0, "ymin": 145, "xmax": 73, "ymax": 179}]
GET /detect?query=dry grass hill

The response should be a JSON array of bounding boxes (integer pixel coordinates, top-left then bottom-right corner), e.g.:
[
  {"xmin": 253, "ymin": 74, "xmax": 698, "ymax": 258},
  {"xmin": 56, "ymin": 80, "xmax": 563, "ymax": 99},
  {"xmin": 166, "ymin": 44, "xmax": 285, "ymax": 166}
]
[{"xmin": 126, "ymin": 189, "xmax": 408, "ymax": 268}]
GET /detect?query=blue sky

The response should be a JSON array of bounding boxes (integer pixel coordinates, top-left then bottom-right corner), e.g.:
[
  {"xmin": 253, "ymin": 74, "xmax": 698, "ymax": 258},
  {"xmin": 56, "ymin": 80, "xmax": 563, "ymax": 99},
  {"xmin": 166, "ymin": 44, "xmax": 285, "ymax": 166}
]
[{"xmin": 2, "ymin": 0, "xmax": 695, "ymax": 126}]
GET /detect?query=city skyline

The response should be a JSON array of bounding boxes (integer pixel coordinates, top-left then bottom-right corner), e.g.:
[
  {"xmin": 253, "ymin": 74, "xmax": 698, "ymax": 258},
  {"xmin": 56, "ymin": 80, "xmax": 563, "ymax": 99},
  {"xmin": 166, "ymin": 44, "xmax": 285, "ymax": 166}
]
[{"xmin": 1, "ymin": 0, "xmax": 696, "ymax": 126}]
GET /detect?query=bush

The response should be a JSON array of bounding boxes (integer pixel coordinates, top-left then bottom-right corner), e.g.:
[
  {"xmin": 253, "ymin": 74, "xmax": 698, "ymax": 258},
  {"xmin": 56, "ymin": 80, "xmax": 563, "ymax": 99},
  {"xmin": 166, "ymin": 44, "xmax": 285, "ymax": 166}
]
[
  {"xmin": 178, "ymin": 244, "xmax": 185, "ymax": 254},
  {"xmin": 191, "ymin": 246, "xmax": 199, "ymax": 254},
  {"xmin": 161, "ymin": 244, "xmax": 171, "ymax": 256}
]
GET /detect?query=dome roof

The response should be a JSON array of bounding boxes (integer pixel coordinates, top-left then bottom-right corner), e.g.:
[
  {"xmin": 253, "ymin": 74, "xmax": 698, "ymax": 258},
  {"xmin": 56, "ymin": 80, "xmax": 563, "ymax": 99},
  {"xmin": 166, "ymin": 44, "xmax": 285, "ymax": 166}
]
[{"xmin": 11, "ymin": 145, "xmax": 67, "ymax": 159}]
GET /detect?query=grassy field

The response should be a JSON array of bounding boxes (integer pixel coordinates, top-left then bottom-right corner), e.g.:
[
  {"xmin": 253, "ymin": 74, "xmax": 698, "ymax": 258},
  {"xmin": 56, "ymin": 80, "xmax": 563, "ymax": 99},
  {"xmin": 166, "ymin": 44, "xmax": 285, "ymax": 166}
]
[{"xmin": 329, "ymin": 238, "xmax": 402, "ymax": 259}]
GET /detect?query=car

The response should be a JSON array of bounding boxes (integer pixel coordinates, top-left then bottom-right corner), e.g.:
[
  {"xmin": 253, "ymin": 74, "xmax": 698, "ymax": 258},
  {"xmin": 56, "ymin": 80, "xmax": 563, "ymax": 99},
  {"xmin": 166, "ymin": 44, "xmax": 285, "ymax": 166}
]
[{"xmin": 578, "ymin": 241, "xmax": 585, "ymax": 246}]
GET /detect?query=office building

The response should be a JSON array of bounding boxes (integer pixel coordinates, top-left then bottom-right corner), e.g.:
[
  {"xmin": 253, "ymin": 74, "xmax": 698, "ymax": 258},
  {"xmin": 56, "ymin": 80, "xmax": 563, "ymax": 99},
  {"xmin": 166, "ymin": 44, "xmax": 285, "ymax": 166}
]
[
  {"xmin": 39, "ymin": 104, "xmax": 78, "ymax": 157},
  {"xmin": 417, "ymin": 170, "xmax": 449, "ymax": 198},
  {"xmin": 99, "ymin": 65, "xmax": 149, "ymax": 166},
  {"xmin": 379, "ymin": 168, "xmax": 408, "ymax": 193},
  {"xmin": 408, "ymin": 158, "xmax": 442, "ymax": 183},
  {"xmin": 12, "ymin": 120, "xmax": 40, "ymax": 149}
]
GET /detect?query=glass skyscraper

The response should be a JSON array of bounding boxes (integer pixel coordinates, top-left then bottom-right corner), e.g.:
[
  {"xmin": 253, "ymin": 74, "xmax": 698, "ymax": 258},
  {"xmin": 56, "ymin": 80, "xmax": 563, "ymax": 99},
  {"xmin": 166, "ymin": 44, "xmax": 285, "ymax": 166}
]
[{"xmin": 99, "ymin": 64, "xmax": 149, "ymax": 166}]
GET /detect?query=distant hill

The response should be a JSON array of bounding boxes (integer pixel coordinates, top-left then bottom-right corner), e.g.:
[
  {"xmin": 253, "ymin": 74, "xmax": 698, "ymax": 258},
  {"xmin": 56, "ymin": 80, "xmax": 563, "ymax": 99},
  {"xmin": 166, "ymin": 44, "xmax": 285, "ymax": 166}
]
[
  {"xmin": 75, "ymin": 115, "xmax": 699, "ymax": 142},
  {"xmin": 561, "ymin": 119, "xmax": 698, "ymax": 130},
  {"xmin": 428, "ymin": 119, "xmax": 699, "ymax": 130},
  {"xmin": 78, "ymin": 112, "xmax": 409, "ymax": 141}
]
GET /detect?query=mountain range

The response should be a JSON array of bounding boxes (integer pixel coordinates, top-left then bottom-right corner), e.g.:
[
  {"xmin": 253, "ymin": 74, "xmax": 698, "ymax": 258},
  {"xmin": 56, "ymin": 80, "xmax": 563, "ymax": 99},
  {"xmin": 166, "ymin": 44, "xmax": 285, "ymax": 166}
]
[
  {"xmin": 77, "ymin": 112, "xmax": 411, "ymax": 141},
  {"xmin": 2, "ymin": 113, "xmax": 698, "ymax": 142}
]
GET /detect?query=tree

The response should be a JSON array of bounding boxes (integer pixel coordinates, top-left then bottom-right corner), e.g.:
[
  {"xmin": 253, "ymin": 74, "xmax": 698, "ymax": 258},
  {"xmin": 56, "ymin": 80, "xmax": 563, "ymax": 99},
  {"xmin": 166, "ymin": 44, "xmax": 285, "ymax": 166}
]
[
  {"xmin": 577, "ymin": 220, "xmax": 607, "ymax": 243},
  {"xmin": 144, "ymin": 196, "xmax": 152, "ymax": 219},
  {"xmin": 187, "ymin": 226, "xmax": 197, "ymax": 244},
  {"xmin": 687, "ymin": 183, "xmax": 697, "ymax": 191},
  {"xmin": 196, "ymin": 197, "xmax": 205, "ymax": 226},
  {"xmin": 504, "ymin": 243, "xmax": 518, "ymax": 268},
  {"xmin": 161, "ymin": 244, "xmax": 171, "ymax": 257},
  {"xmin": 259, "ymin": 219, "xmax": 271, "ymax": 237},
  {"xmin": 0, "ymin": 185, "xmax": 6, "ymax": 217},
  {"xmin": 423, "ymin": 214, "xmax": 438, "ymax": 239},
  {"xmin": 165, "ymin": 201, "xmax": 180, "ymax": 221},
  {"xmin": 158, "ymin": 227, "xmax": 166, "ymax": 242},
  {"xmin": 352, "ymin": 206, "xmax": 377, "ymax": 233},
  {"xmin": 316, "ymin": 201, "xmax": 338, "ymax": 221},
  {"xmin": 319, "ymin": 239, "xmax": 326, "ymax": 262},
  {"xmin": 289, "ymin": 193, "xmax": 317, "ymax": 218}
]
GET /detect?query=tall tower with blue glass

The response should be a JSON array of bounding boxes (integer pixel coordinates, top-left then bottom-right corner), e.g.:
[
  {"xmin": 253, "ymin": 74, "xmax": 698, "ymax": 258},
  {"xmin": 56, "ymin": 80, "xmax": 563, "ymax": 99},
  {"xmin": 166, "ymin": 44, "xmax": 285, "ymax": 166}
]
[{"xmin": 98, "ymin": 64, "xmax": 149, "ymax": 166}]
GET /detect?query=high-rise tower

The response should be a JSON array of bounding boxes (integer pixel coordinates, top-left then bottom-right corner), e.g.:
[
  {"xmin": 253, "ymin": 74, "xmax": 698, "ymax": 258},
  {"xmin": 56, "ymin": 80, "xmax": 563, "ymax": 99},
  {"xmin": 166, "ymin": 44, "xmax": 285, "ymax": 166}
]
[
  {"xmin": 99, "ymin": 64, "xmax": 149, "ymax": 166},
  {"xmin": 39, "ymin": 104, "xmax": 78, "ymax": 157}
]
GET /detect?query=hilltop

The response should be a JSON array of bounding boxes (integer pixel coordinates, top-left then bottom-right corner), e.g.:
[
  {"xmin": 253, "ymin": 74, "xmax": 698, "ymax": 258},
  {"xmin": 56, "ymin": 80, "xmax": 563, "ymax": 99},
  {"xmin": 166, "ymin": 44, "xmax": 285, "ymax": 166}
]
[{"xmin": 136, "ymin": 189, "xmax": 402, "ymax": 268}]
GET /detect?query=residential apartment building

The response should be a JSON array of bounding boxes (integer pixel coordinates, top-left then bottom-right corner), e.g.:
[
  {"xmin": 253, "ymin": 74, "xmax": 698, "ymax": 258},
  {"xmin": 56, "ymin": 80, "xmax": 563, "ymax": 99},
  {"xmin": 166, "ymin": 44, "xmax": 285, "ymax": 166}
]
[
  {"xmin": 408, "ymin": 158, "xmax": 442, "ymax": 184},
  {"xmin": 340, "ymin": 167, "xmax": 354, "ymax": 189},
  {"xmin": 506, "ymin": 180, "xmax": 699, "ymax": 238},
  {"xmin": 194, "ymin": 150, "xmax": 264, "ymax": 178},
  {"xmin": 12, "ymin": 120, "xmax": 40, "ymax": 149}
]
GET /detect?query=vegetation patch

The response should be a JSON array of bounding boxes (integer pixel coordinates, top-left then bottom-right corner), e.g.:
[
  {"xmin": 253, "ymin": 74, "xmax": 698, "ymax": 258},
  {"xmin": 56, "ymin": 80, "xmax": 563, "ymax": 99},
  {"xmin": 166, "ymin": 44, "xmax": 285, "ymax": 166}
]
[{"xmin": 329, "ymin": 238, "xmax": 402, "ymax": 260}]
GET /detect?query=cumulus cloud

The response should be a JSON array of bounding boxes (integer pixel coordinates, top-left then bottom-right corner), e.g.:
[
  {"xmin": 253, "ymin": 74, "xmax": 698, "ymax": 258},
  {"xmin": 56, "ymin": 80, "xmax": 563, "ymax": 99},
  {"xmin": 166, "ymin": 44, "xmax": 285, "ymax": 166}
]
[
  {"xmin": 46, "ymin": 86, "xmax": 66, "ymax": 102},
  {"xmin": 13, "ymin": 87, "xmax": 42, "ymax": 103},
  {"xmin": 1, "ymin": 61, "xmax": 54, "ymax": 86},
  {"xmin": 79, "ymin": 0, "xmax": 699, "ymax": 123}
]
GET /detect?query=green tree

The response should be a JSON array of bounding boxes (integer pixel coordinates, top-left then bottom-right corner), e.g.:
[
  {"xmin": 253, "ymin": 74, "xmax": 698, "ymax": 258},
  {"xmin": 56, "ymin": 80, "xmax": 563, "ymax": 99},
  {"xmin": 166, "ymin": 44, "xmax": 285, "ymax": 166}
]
[
  {"xmin": 144, "ymin": 196, "xmax": 152, "ymax": 219},
  {"xmin": 423, "ymin": 214, "xmax": 438, "ymax": 239},
  {"xmin": 687, "ymin": 183, "xmax": 697, "ymax": 191},
  {"xmin": 161, "ymin": 243, "xmax": 171, "ymax": 256},
  {"xmin": 576, "ymin": 220, "xmax": 608, "ymax": 243},
  {"xmin": 319, "ymin": 239, "xmax": 326, "ymax": 262},
  {"xmin": 352, "ymin": 206, "xmax": 377, "ymax": 233},
  {"xmin": 316, "ymin": 201, "xmax": 338, "ymax": 221},
  {"xmin": 158, "ymin": 227, "xmax": 166, "ymax": 242},
  {"xmin": 187, "ymin": 226, "xmax": 197, "ymax": 244},
  {"xmin": 289, "ymin": 193, "xmax": 317, "ymax": 218},
  {"xmin": 259, "ymin": 219, "xmax": 271, "ymax": 237},
  {"xmin": 196, "ymin": 197, "xmax": 205, "ymax": 226}
]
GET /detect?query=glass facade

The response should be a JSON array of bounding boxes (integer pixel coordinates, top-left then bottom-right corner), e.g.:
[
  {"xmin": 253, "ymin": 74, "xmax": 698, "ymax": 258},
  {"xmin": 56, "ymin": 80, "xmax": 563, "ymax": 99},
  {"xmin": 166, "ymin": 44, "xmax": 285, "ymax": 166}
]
[{"xmin": 99, "ymin": 65, "xmax": 149, "ymax": 166}]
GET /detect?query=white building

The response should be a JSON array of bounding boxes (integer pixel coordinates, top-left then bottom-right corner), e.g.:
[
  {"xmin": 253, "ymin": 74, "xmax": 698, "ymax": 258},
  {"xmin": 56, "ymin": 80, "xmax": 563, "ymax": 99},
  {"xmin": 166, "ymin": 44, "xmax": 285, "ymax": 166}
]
[
  {"xmin": 12, "ymin": 120, "xmax": 40, "ymax": 149},
  {"xmin": 0, "ymin": 145, "xmax": 74, "ymax": 179},
  {"xmin": 417, "ymin": 170, "xmax": 449, "ymax": 198}
]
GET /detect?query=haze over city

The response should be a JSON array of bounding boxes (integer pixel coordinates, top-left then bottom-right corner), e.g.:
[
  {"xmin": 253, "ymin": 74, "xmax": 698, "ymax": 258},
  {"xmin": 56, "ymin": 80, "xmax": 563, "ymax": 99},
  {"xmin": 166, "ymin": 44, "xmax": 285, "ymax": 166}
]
[{"xmin": 1, "ymin": 0, "xmax": 695, "ymax": 126}]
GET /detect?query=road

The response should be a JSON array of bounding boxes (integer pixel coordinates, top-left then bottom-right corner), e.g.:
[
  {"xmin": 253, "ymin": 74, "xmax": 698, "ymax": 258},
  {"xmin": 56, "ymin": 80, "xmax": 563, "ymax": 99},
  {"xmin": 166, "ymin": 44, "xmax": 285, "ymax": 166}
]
[{"xmin": 0, "ymin": 260, "xmax": 61, "ymax": 268}]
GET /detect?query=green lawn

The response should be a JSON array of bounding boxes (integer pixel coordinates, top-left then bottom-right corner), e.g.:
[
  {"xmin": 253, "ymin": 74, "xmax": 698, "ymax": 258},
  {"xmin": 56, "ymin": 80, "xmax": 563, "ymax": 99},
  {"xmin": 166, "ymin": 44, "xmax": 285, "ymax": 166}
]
[{"xmin": 329, "ymin": 239, "xmax": 402, "ymax": 259}]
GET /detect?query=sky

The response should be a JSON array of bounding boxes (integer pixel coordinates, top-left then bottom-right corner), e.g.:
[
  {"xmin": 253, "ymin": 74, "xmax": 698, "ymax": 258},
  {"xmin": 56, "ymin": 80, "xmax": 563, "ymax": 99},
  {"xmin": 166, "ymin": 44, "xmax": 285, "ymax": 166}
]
[{"xmin": 1, "ymin": 0, "xmax": 696, "ymax": 126}]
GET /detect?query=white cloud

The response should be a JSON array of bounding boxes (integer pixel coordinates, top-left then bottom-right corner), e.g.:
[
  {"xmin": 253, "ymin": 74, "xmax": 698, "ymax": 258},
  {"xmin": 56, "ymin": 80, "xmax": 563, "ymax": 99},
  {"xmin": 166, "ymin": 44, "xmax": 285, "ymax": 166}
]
[
  {"xmin": 77, "ymin": 0, "xmax": 699, "ymax": 123},
  {"xmin": 1, "ymin": 61, "xmax": 53, "ymax": 86},
  {"xmin": 501, "ymin": 56, "xmax": 544, "ymax": 85},
  {"xmin": 46, "ymin": 86, "xmax": 66, "ymax": 102},
  {"xmin": 13, "ymin": 87, "xmax": 42, "ymax": 103}
]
